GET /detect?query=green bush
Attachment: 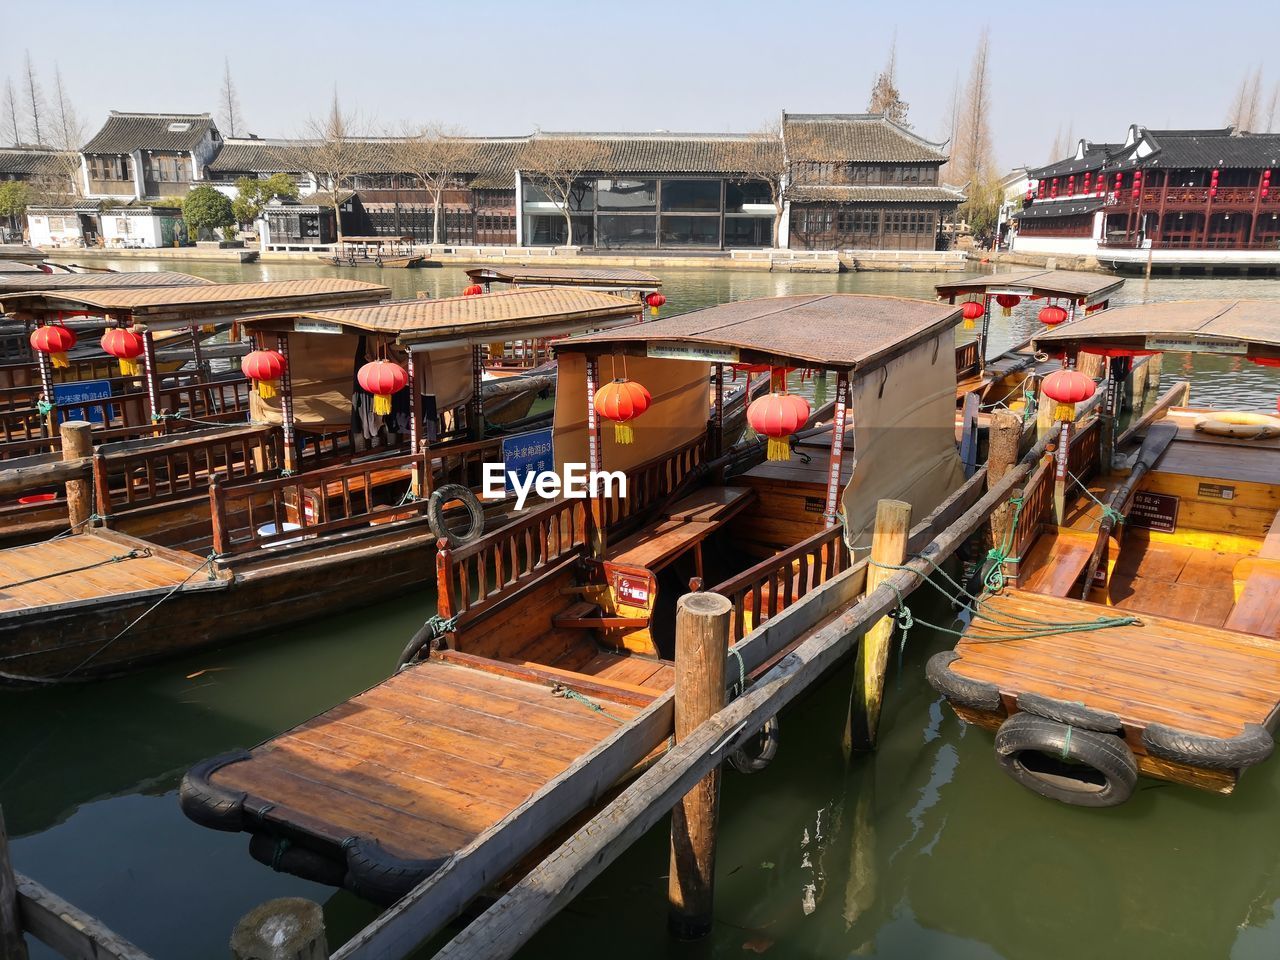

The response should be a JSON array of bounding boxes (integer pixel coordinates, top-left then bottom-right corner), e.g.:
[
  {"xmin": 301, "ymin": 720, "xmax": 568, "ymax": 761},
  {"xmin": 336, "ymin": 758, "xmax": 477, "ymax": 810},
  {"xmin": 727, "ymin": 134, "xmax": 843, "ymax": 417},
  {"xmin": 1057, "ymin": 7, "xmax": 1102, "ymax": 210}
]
[{"xmin": 182, "ymin": 185, "xmax": 235, "ymax": 241}]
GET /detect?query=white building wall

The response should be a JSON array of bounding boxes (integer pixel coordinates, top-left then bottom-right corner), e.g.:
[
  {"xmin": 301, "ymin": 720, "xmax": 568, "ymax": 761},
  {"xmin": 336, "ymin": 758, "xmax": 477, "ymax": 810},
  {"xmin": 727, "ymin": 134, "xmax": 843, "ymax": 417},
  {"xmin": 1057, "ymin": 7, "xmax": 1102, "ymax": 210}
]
[
  {"xmin": 1010, "ymin": 234, "xmax": 1100, "ymax": 256},
  {"xmin": 100, "ymin": 212, "xmax": 173, "ymax": 248},
  {"xmin": 27, "ymin": 213, "xmax": 86, "ymax": 247}
]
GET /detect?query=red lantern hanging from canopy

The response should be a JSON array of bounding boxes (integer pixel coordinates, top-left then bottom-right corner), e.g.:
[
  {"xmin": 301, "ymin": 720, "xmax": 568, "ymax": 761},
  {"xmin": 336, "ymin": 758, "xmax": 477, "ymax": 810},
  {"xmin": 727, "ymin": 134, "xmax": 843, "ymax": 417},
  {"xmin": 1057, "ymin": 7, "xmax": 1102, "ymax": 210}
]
[
  {"xmin": 960, "ymin": 300, "xmax": 984, "ymax": 330},
  {"xmin": 1041, "ymin": 368, "xmax": 1096, "ymax": 422},
  {"xmin": 593, "ymin": 378, "xmax": 651, "ymax": 444},
  {"xmin": 462, "ymin": 284, "xmax": 484, "ymax": 296},
  {"xmin": 748, "ymin": 384, "xmax": 810, "ymax": 462},
  {"xmin": 1038, "ymin": 304, "xmax": 1068, "ymax": 326},
  {"xmin": 995, "ymin": 294, "xmax": 1021, "ymax": 317},
  {"xmin": 100, "ymin": 327, "xmax": 145, "ymax": 376},
  {"xmin": 357, "ymin": 359, "xmax": 409, "ymax": 416},
  {"xmin": 242, "ymin": 349, "xmax": 288, "ymax": 400},
  {"xmin": 29, "ymin": 323, "xmax": 77, "ymax": 369},
  {"xmin": 1085, "ymin": 301, "xmax": 1107, "ymax": 313},
  {"xmin": 645, "ymin": 292, "xmax": 666, "ymax": 316}
]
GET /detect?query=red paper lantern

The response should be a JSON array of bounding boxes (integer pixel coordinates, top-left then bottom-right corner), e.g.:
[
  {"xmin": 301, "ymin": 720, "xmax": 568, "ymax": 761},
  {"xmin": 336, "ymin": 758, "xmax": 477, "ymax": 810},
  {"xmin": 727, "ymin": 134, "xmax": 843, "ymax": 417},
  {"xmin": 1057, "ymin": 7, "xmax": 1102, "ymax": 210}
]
[
  {"xmin": 242, "ymin": 349, "xmax": 288, "ymax": 400},
  {"xmin": 1249, "ymin": 357, "xmax": 1280, "ymax": 367},
  {"xmin": 593, "ymin": 378, "xmax": 651, "ymax": 444},
  {"xmin": 1085, "ymin": 301, "xmax": 1107, "ymax": 313},
  {"xmin": 462, "ymin": 284, "xmax": 484, "ymax": 296},
  {"xmin": 357, "ymin": 360, "xmax": 409, "ymax": 416},
  {"xmin": 645, "ymin": 292, "xmax": 666, "ymax": 316},
  {"xmin": 1038, "ymin": 181, "xmax": 1046, "ymax": 199},
  {"xmin": 748, "ymin": 391, "xmax": 810, "ymax": 462},
  {"xmin": 960, "ymin": 300, "xmax": 985, "ymax": 330},
  {"xmin": 29, "ymin": 323, "xmax": 77, "ymax": 369},
  {"xmin": 1050, "ymin": 177, "xmax": 1059, "ymax": 198},
  {"xmin": 100, "ymin": 327, "xmax": 145, "ymax": 376},
  {"xmin": 1042, "ymin": 368, "xmax": 1096, "ymax": 422},
  {"xmin": 1038, "ymin": 305, "xmax": 1068, "ymax": 326},
  {"xmin": 995, "ymin": 294, "xmax": 1021, "ymax": 317},
  {"xmin": 1067, "ymin": 175, "xmax": 1076, "ymax": 195}
]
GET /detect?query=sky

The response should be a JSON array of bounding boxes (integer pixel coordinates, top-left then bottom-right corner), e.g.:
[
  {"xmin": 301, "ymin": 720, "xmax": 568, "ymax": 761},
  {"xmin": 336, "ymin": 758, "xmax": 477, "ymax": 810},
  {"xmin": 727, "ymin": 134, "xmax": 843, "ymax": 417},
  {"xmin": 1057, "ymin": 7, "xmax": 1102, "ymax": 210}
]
[{"xmin": 2, "ymin": 0, "xmax": 1277, "ymax": 170}]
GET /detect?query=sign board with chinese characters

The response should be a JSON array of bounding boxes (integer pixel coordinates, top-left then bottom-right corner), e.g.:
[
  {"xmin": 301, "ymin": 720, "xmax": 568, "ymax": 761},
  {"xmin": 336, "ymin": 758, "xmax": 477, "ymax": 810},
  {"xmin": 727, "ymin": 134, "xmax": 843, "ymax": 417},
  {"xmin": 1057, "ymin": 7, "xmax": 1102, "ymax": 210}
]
[
  {"xmin": 500, "ymin": 427, "xmax": 554, "ymax": 493},
  {"xmin": 647, "ymin": 343, "xmax": 740, "ymax": 364},
  {"xmin": 1128, "ymin": 491, "xmax": 1179, "ymax": 533},
  {"xmin": 294, "ymin": 319, "xmax": 344, "ymax": 335},
  {"xmin": 1144, "ymin": 336, "xmax": 1248, "ymax": 355},
  {"xmin": 53, "ymin": 379, "xmax": 111, "ymax": 424}
]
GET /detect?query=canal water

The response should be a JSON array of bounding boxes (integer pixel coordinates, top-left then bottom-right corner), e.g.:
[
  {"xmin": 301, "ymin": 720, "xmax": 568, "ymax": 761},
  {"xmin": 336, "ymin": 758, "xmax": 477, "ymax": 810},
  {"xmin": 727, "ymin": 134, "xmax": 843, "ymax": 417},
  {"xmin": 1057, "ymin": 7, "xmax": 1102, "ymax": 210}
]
[{"xmin": 3, "ymin": 262, "xmax": 1279, "ymax": 959}]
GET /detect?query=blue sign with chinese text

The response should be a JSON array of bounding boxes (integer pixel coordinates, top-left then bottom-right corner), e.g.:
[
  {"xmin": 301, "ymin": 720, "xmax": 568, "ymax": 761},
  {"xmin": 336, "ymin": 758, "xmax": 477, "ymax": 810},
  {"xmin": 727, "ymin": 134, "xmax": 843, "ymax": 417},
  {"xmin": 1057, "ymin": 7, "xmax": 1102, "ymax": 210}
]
[
  {"xmin": 500, "ymin": 427, "xmax": 554, "ymax": 493},
  {"xmin": 53, "ymin": 379, "xmax": 111, "ymax": 424}
]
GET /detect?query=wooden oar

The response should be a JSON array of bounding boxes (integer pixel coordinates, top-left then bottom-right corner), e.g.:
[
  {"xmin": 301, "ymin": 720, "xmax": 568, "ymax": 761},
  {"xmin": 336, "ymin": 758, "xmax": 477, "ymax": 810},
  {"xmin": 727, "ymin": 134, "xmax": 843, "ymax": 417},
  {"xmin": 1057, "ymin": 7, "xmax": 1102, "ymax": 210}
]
[{"xmin": 1078, "ymin": 421, "xmax": 1178, "ymax": 599}]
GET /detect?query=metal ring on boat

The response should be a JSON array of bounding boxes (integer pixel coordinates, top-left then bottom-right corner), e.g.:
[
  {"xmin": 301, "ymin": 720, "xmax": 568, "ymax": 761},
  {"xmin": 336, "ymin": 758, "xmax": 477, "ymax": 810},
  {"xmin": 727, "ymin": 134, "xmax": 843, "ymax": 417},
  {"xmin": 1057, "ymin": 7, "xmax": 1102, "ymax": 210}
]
[
  {"xmin": 1142, "ymin": 722, "xmax": 1274, "ymax": 771},
  {"xmin": 427, "ymin": 484, "xmax": 485, "ymax": 547},
  {"xmin": 994, "ymin": 713, "xmax": 1137, "ymax": 808},
  {"xmin": 1194, "ymin": 412, "xmax": 1280, "ymax": 440}
]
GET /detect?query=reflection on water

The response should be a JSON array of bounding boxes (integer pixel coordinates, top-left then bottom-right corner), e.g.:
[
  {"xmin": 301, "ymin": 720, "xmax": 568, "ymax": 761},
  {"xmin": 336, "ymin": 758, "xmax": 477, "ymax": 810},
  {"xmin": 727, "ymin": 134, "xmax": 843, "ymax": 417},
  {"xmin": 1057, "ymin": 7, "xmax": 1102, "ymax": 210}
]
[{"xmin": 6, "ymin": 259, "xmax": 1280, "ymax": 959}]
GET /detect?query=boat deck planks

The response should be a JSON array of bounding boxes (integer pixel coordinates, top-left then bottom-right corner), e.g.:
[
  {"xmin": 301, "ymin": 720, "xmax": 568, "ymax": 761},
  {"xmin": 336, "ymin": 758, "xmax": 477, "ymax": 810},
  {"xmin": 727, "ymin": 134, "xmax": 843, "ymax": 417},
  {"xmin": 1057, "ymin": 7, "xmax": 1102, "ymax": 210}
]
[
  {"xmin": 1109, "ymin": 538, "xmax": 1243, "ymax": 628},
  {"xmin": 211, "ymin": 659, "xmax": 643, "ymax": 863},
  {"xmin": 954, "ymin": 589, "xmax": 1280, "ymax": 739},
  {"xmin": 0, "ymin": 531, "xmax": 209, "ymax": 612}
]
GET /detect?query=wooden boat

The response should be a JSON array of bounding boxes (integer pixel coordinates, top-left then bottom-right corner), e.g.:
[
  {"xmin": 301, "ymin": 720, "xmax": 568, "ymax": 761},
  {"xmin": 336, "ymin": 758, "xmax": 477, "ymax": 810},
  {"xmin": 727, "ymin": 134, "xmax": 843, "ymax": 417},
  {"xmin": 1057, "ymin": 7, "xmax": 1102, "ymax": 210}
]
[
  {"xmin": 928, "ymin": 299, "xmax": 1280, "ymax": 806},
  {"xmin": 318, "ymin": 236, "xmax": 425, "ymax": 269},
  {"xmin": 179, "ymin": 293, "xmax": 973, "ymax": 901},
  {"xmin": 0, "ymin": 287, "xmax": 648, "ymax": 684}
]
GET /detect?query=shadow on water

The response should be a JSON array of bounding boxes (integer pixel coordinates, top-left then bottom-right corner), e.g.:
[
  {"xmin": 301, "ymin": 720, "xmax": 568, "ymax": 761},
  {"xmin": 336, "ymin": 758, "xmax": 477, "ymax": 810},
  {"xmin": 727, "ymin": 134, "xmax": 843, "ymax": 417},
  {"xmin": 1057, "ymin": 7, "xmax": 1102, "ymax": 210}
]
[{"xmin": 8, "ymin": 260, "xmax": 1280, "ymax": 958}]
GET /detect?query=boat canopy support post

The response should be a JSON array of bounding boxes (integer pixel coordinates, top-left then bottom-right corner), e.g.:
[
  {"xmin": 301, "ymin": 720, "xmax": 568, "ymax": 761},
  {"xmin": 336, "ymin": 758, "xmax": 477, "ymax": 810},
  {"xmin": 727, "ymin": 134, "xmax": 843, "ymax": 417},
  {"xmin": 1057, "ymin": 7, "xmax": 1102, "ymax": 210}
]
[
  {"xmin": 977, "ymin": 294, "xmax": 992, "ymax": 370},
  {"xmin": 470, "ymin": 346, "xmax": 484, "ymax": 442},
  {"xmin": 408, "ymin": 352, "xmax": 422, "ymax": 496},
  {"xmin": 845, "ymin": 498, "xmax": 912, "ymax": 754},
  {"xmin": 822, "ymin": 370, "xmax": 850, "ymax": 527},
  {"xmin": 140, "ymin": 326, "xmax": 160, "ymax": 428},
  {"xmin": 668, "ymin": 592, "xmax": 730, "ymax": 941},
  {"xmin": 60, "ymin": 420, "xmax": 93, "ymax": 530},
  {"xmin": 33, "ymin": 327, "xmax": 56, "ymax": 442},
  {"xmin": 276, "ymin": 334, "xmax": 297, "ymax": 474},
  {"xmin": 585, "ymin": 356, "xmax": 604, "ymax": 559},
  {"xmin": 712, "ymin": 364, "xmax": 724, "ymax": 458},
  {"xmin": 189, "ymin": 322, "xmax": 207, "ymax": 387},
  {"xmin": 231, "ymin": 898, "xmax": 327, "ymax": 960}
]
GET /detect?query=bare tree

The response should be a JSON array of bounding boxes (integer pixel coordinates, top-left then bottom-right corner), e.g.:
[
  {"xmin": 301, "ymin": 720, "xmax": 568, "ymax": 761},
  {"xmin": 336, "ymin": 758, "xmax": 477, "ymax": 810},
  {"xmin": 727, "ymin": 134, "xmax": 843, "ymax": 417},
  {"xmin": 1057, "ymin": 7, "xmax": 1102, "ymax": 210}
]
[
  {"xmin": 517, "ymin": 135, "xmax": 609, "ymax": 246},
  {"xmin": 719, "ymin": 124, "xmax": 788, "ymax": 249},
  {"xmin": 1048, "ymin": 124, "xmax": 1064, "ymax": 163},
  {"xmin": 394, "ymin": 124, "xmax": 473, "ymax": 244},
  {"xmin": 290, "ymin": 90, "xmax": 366, "ymax": 244},
  {"xmin": 22, "ymin": 51, "xmax": 45, "ymax": 145},
  {"xmin": 948, "ymin": 27, "xmax": 994, "ymax": 188},
  {"xmin": 51, "ymin": 65, "xmax": 81, "ymax": 151},
  {"xmin": 1266, "ymin": 81, "xmax": 1280, "ymax": 133},
  {"xmin": 217, "ymin": 58, "xmax": 242, "ymax": 138},
  {"xmin": 1228, "ymin": 66, "xmax": 1263, "ymax": 131},
  {"xmin": 866, "ymin": 36, "xmax": 910, "ymax": 127},
  {"xmin": 1, "ymin": 79, "xmax": 20, "ymax": 146},
  {"xmin": 30, "ymin": 64, "xmax": 87, "ymax": 204}
]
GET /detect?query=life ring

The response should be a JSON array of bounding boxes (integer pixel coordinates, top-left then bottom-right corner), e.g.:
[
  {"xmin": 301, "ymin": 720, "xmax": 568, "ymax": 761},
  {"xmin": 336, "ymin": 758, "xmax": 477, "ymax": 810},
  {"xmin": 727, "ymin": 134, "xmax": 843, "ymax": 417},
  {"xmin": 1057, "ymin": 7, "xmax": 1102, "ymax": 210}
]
[
  {"xmin": 1195, "ymin": 411, "xmax": 1280, "ymax": 440},
  {"xmin": 728, "ymin": 716, "xmax": 779, "ymax": 774},
  {"xmin": 994, "ymin": 713, "xmax": 1137, "ymax": 807},
  {"xmin": 427, "ymin": 484, "xmax": 485, "ymax": 547}
]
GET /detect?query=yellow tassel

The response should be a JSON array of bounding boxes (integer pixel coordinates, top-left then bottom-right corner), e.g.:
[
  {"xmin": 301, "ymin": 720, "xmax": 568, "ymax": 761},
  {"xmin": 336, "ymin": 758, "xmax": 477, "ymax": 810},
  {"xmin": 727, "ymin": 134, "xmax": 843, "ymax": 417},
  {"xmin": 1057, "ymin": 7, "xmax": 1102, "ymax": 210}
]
[
  {"xmin": 767, "ymin": 436, "xmax": 790, "ymax": 461},
  {"xmin": 649, "ymin": 306, "xmax": 659, "ymax": 316},
  {"xmin": 1002, "ymin": 307, "xmax": 1013, "ymax": 317},
  {"xmin": 257, "ymin": 380, "xmax": 278, "ymax": 400},
  {"xmin": 1054, "ymin": 402, "xmax": 1075, "ymax": 422},
  {"xmin": 51, "ymin": 352, "xmax": 70, "ymax": 369},
  {"xmin": 963, "ymin": 318, "xmax": 975, "ymax": 330},
  {"xmin": 374, "ymin": 394, "xmax": 392, "ymax": 416},
  {"xmin": 119, "ymin": 358, "xmax": 141, "ymax": 377},
  {"xmin": 489, "ymin": 341, "xmax": 506, "ymax": 358},
  {"xmin": 613, "ymin": 421, "xmax": 634, "ymax": 444}
]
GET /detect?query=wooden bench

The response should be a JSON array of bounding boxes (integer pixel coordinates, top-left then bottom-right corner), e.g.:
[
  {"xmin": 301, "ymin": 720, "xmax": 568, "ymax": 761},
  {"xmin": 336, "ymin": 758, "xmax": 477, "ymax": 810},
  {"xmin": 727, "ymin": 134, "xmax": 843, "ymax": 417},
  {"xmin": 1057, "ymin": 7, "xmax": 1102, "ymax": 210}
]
[
  {"xmin": 1226, "ymin": 563, "xmax": 1280, "ymax": 638},
  {"xmin": 1019, "ymin": 528, "xmax": 1097, "ymax": 598}
]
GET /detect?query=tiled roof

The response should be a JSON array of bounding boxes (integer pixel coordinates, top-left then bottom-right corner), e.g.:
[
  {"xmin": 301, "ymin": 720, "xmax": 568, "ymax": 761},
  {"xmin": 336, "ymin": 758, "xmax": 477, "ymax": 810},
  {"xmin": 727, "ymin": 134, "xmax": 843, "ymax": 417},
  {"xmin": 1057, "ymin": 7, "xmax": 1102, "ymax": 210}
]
[
  {"xmin": 524, "ymin": 132, "xmax": 780, "ymax": 174},
  {"xmin": 786, "ymin": 184, "xmax": 965, "ymax": 204},
  {"xmin": 782, "ymin": 114, "xmax": 948, "ymax": 164},
  {"xmin": 1013, "ymin": 198, "xmax": 1106, "ymax": 220},
  {"xmin": 207, "ymin": 138, "xmax": 308, "ymax": 173},
  {"xmin": 1141, "ymin": 129, "xmax": 1280, "ymax": 169},
  {"xmin": 0, "ymin": 146, "xmax": 75, "ymax": 176},
  {"xmin": 83, "ymin": 112, "xmax": 216, "ymax": 154}
]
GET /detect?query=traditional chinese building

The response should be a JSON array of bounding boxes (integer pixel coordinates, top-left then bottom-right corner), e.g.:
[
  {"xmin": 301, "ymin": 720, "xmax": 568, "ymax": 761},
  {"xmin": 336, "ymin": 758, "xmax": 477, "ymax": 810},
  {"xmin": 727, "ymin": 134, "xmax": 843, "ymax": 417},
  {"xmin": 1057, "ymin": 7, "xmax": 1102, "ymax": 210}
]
[{"xmin": 81, "ymin": 111, "xmax": 223, "ymax": 201}]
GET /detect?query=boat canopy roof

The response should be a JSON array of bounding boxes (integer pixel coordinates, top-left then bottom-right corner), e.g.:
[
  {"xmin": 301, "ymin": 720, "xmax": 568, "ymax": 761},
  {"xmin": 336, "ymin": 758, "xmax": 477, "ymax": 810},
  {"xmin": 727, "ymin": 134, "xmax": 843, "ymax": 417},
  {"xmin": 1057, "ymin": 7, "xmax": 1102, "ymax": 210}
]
[
  {"xmin": 0, "ymin": 278, "xmax": 389, "ymax": 328},
  {"xmin": 0, "ymin": 261, "xmax": 43, "ymax": 274},
  {"xmin": 1035, "ymin": 299, "xmax": 1280, "ymax": 361},
  {"xmin": 0, "ymin": 244, "xmax": 43, "ymax": 262},
  {"xmin": 557, "ymin": 294, "xmax": 960, "ymax": 372},
  {"xmin": 464, "ymin": 265, "xmax": 661, "ymax": 289},
  {"xmin": 242, "ymin": 287, "xmax": 642, "ymax": 349},
  {"xmin": 935, "ymin": 269, "xmax": 1124, "ymax": 305},
  {"xmin": 0, "ymin": 270, "xmax": 211, "ymax": 291}
]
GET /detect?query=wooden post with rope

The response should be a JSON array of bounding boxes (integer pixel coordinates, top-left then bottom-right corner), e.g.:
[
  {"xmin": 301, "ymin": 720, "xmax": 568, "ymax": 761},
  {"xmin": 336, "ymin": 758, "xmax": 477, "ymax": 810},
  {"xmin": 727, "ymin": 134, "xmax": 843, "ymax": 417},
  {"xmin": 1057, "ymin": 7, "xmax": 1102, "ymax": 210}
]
[
  {"xmin": 987, "ymin": 410, "xmax": 1022, "ymax": 563},
  {"xmin": 846, "ymin": 499, "xmax": 912, "ymax": 753},
  {"xmin": 231, "ymin": 898, "xmax": 327, "ymax": 960},
  {"xmin": 668, "ymin": 592, "xmax": 730, "ymax": 940},
  {"xmin": 60, "ymin": 421, "xmax": 94, "ymax": 531}
]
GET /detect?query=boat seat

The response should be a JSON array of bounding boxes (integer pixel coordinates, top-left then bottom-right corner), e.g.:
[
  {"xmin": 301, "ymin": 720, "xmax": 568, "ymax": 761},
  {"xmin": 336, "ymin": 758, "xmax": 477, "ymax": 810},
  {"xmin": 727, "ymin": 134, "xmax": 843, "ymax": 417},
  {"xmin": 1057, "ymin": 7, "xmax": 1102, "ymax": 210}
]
[
  {"xmin": 1226, "ymin": 560, "xmax": 1280, "ymax": 638},
  {"xmin": 1019, "ymin": 529, "xmax": 1096, "ymax": 598},
  {"xmin": 551, "ymin": 600, "xmax": 648, "ymax": 631},
  {"xmin": 606, "ymin": 518, "xmax": 716, "ymax": 573},
  {"xmin": 663, "ymin": 486, "xmax": 754, "ymax": 523}
]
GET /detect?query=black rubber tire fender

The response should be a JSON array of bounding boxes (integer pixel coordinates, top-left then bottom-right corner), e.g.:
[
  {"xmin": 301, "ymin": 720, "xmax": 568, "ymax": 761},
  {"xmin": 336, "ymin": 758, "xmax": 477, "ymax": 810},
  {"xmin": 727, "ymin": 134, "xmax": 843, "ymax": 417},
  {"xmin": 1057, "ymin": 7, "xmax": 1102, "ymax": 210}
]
[
  {"xmin": 925, "ymin": 650, "xmax": 1002, "ymax": 712},
  {"xmin": 1142, "ymin": 722, "xmax": 1274, "ymax": 770},
  {"xmin": 1016, "ymin": 692, "xmax": 1123, "ymax": 734},
  {"xmin": 342, "ymin": 836, "xmax": 451, "ymax": 904},
  {"xmin": 427, "ymin": 484, "xmax": 485, "ymax": 547},
  {"xmin": 178, "ymin": 749, "xmax": 252, "ymax": 831},
  {"xmin": 994, "ymin": 713, "xmax": 1137, "ymax": 808},
  {"xmin": 728, "ymin": 716, "xmax": 779, "ymax": 774},
  {"xmin": 249, "ymin": 833, "xmax": 347, "ymax": 888}
]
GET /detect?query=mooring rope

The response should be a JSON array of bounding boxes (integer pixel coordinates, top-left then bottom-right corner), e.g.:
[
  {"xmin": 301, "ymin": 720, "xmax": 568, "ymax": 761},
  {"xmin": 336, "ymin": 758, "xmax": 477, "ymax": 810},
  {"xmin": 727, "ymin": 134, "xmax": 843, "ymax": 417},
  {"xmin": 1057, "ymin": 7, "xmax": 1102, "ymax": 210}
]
[
  {"xmin": 552, "ymin": 683, "xmax": 626, "ymax": 724},
  {"xmin": 1069, "ymin": 470, "xmax": 1125, "ymax": 527},
  {"xmin": 0, "ymin": 548, "xmax": 149, "ymax": 591}
]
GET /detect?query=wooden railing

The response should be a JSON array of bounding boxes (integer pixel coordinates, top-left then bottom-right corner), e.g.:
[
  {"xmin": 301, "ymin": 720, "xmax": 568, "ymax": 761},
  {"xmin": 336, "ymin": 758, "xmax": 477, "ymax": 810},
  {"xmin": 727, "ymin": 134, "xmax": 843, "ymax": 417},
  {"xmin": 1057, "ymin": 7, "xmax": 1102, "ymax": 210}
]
[
  {"xmin": 597, "ymin": 435, "xmax": 709, "ymax": 531},
  {"xmin": 94, "ymin": 426, "xmax": 280, "ymax": 517},
  {"xmin": 422, "ymin": 436, "xmax": 505, "ymax": 499},
  {"xmin": 438, "ymin": 496, "xmax": 592, "ymax": 621},
  {"xmin": 211, "ymin": 450, "xmax": 427, "ymax": 555},
  {"xmin": 1009, "ymin": 416, "xmax": 1102, "ymax": 570},
  {"xmin": 713, "ymin": 523, "xmax": 850, "ymax": 643},
  {"xmin": 954, "ymin": 340, "xmax": 981, "ymax": 377}
]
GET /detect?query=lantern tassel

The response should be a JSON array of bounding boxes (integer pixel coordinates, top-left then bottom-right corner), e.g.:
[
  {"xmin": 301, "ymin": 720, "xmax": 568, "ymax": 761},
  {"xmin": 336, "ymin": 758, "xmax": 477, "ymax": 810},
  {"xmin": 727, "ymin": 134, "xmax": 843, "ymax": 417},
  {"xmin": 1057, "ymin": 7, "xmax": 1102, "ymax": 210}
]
[
  {"xmin": 1001, "ymin": 305, "xmax": 1013, "ymax": 317},
  {"xmin": 374, "ymin": 394, "xmax": 392, "ymax": 416},
  {"xmin": 119, "ymin": 358, "xmax": 141, "ymax": 377},
  {"xmin": 257, "ymin": 380, "xmax": 278, "ymax": 400},
  {"xmin": 767, "ymin": 436, "xmax": 791, "ymax": 461},
  {"xmin": 489, "ymin": 341, "xmax": 506, "ymax": 358},
  {"xmin": 813, "ymin": 371, "xmax": 828, "ymax": 407},
  {"xmin": 1054, "ymin": 402, "xmax": 1075, "ymax": 422},
  {"xmin": 51, "ymin": 352, "xmax": 70, "ymax": 369},
  {"xmin": 613, "ymin": 422, "xmax": 634, "ymax": 444},
  {"xmin": 649, "ymin": 306, "xmax": 659, "ymax": 317},
  {"xmin": 963, "ymin": 318, "xmax": 976, "ymax": 331}
]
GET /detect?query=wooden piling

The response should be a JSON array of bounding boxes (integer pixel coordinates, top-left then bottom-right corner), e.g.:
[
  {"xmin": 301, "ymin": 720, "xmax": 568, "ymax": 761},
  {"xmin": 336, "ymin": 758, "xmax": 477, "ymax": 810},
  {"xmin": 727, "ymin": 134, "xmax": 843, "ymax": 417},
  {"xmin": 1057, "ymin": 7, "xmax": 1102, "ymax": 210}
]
[
  {"xmin": 0, "ymin": 807, "xmax": 29, "ymax": 960},
  {"xmin": 846, "ymin": 499, "xmax": 912, "ymax": 753},
  {"xmin": 986, "ymin": 410, "xmax": 1022, "ymax": 559},
  {"xmin": 668, "ymin": 592, "xmax": 730, "ymax": 941},
  {"xmin": 60, "ymin": 421, "xmax": 93, "ymax": 531},
  {"xmin": 231, "ymin": 898, "xmax": 327, "ymax": 960}
]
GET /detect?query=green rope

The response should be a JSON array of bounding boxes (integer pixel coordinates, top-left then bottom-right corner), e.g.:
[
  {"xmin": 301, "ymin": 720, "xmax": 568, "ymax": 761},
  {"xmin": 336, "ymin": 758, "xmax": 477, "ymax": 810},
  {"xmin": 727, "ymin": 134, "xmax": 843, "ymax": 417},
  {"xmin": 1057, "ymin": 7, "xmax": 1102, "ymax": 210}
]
[
  {"xmin": 1069, "ymin": 470, "xmax": 1125, "ymax": 526},
  {"xmin": 983, "ymin": 495, "xmax": 1025, "ymax": 593},
  {"xmin": 1061, "ymin": 725, "xmax": 1074, "ymax": 760},
  {"xmin": 554, "ymin": 684, "xmax": 626, "ymax": 723},
  {"xmin": 727, "ymin": 646, "xmax": 746, "ymax": 698},
  {"xmin": 270, "ymin": 837, "xmax": 291, "ymax": 871},
  {"xmin": 37, "ymin": 399, "xmax": 53, "ymax": 415}
]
